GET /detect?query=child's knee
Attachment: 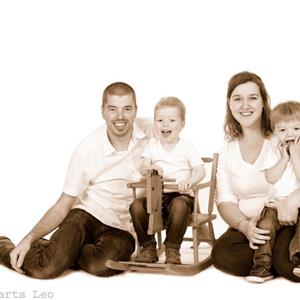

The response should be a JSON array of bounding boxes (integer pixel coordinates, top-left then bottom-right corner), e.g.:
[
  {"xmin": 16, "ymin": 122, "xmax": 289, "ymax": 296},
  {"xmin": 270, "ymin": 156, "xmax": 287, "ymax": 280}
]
[
  {"xmin": 129, "ymin": 198, "xmax": 146, "ymax": 215},
  {"xmin": 170, "ymin": 197, "xmax": 191, "ymax": 213}
]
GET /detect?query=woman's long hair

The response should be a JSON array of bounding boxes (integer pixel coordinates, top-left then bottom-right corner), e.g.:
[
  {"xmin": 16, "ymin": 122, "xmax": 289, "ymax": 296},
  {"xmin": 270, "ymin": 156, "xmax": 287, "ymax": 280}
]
[{"xmin": 224, "ymin": 71, "xmax": 272, "ymax": 140}]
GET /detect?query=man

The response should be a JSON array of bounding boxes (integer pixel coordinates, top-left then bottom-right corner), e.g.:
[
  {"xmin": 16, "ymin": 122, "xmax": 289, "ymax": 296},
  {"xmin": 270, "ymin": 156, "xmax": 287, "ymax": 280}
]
[{"xmin": 0, "ymin": 82, "xmax": 148, "ymax": 278}]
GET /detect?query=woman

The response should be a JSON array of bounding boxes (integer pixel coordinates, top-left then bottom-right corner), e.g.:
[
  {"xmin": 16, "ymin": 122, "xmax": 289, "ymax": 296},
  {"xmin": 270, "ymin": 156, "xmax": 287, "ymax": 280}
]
[{"xmin": 211, "ymin": 71, "xmax": 300, "ymax": 282}]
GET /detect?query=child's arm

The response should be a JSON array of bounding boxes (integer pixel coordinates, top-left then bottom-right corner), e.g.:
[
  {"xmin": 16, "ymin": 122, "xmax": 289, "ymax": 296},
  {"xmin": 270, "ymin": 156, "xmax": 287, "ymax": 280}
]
[
  {"xmin": 178, "ymin": 165, "xmax": 206, "ymax": 192},
  {"xmin": 289, "ymin": 138, "xmax": 300, "ymax": 181},
  {"xmin": 264, "ymin": 158, "xmax": 289, "ymax": 183},
  {"xmin": 140, "ymin": 157, "xmax": 163, "ymax": 176},
  {"xmin": 264, "ymin": 143, "xmax": 289, "ymax": 184}
]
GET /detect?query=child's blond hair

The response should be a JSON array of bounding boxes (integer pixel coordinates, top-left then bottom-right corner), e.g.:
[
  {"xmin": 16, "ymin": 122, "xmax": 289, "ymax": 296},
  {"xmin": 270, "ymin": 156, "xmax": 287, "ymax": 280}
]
[
  {"xmin": 271, "ymin": 101, "xmax": 300, "ymax": 129},
  {"xmin": 154, "ymin": 97, "xmax": 186, "ymax": 122}
]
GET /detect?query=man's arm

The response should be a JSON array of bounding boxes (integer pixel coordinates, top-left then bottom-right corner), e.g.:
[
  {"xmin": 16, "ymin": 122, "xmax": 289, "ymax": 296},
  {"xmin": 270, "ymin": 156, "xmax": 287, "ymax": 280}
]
[{"xmin": 10, "ymin": 192, "xmax": 77, "ymax": 273}]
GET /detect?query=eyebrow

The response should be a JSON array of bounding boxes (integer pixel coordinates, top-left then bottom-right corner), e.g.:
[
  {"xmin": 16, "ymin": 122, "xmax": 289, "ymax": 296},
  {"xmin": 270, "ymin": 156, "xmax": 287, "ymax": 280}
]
[
  {"xmin": 231, "ymin": 93, "xmax": 259, "ymax": 97},
  {"xmin": 107, "ymin": 105, "xmax": 134, "ymax": 108}
]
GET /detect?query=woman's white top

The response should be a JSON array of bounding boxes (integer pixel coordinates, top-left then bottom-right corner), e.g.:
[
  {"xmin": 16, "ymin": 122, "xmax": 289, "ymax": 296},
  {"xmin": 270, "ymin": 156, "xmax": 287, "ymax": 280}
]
[{"xmin": 216, "ymin": 138, "xmax": 277, "ymax": 218}]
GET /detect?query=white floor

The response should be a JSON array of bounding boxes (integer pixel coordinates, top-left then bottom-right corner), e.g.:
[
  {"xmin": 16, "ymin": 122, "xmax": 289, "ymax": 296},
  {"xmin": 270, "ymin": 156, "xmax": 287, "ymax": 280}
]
[
  {"xmin": 1, "ymin": 241, "xmax": 298, "ymax": 300},
  {"xmin": 0, "ymin": 261, "xmax": 298, "ymax": 300}
]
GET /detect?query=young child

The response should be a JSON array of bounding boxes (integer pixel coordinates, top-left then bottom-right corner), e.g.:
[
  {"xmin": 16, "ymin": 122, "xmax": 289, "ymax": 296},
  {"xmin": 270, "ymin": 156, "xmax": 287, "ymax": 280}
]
[
  {"xmin": 246, "ymin": 101, "xmax": 300, "ymax": 283},
  {"xmin": 129, "ymin": 97, "xmax": 205, "ymax": 264}
]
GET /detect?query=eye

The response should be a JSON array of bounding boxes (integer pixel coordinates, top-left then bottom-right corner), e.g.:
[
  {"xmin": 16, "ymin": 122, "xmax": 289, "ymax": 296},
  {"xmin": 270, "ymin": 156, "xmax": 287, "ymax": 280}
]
[
  {"xmin": 109, "ymin": 107, "xmax": 116, "ymax": 112},
  {"xmin": 232, "ymin": 97, "xmax": 241, "ymax": 102},
  {"xmin": 125, "ymin": 107, "xmax": 132, "ymax": 112},
  {"xmin": 250, "ymin": 96, "xmax": 258, "ymax": 100},
  {"xmin": 170, "ymin": 119, "xmax": 176, "ymax": 122},
  {"xmin": 295, "ymin": 127, "xmax": 300, "ymax": 131},
  {"xmin": 278, "ymin": 129, "xmax": 286, "ymax": 132},
  {"xmin": 156, "ymin": 119, "xmax": 163, "ymax": 122}
]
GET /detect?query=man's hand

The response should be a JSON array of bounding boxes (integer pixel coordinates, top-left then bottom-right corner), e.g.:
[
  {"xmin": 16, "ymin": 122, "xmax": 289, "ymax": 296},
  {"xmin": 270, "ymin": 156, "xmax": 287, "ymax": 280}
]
[{"xmin": 9, "ymin": 238, "xmax": 32, "ymax": 273}]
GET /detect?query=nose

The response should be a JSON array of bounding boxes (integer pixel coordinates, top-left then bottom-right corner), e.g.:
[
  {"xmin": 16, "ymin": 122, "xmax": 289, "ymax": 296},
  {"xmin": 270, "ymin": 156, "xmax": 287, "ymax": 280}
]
[
  {"xmin": 162, "ymin": 119, "xmax": 169, "ymax": 127},
  {"xmin": 241, "ymin": 99, "xmax": 250, "ymax": 109},
  {"xmin": 286, "ymin": 128, "xmax": 294, "ymax": 138},
  {"xmin": 116, "ymin": 109, "xmax": 124, "ymax": 119}
]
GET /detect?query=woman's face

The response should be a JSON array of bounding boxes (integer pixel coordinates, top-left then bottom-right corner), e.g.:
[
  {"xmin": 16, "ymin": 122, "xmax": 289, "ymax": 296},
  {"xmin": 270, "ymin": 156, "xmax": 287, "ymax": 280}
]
[{"xmin": 229, "ymin": 81, "xmax": 263, "ymax": 130}]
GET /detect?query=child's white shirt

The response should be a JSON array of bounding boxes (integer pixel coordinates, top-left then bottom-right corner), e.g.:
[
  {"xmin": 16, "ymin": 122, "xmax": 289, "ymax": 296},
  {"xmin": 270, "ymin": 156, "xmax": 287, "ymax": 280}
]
[
  {"xmin": 260, "ymin": 137, "xmax": 300, "ymax": 198},
  {"xmin": 141, "ymin": 137, "xmax": 204, "ymax": 194}
]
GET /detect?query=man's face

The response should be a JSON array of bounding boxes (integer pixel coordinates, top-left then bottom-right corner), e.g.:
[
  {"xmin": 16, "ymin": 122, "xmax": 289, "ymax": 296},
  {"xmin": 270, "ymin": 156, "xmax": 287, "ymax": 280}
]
[{"xmin": 102, "ymin": 94, "xmax": 137, "ymax": 138}]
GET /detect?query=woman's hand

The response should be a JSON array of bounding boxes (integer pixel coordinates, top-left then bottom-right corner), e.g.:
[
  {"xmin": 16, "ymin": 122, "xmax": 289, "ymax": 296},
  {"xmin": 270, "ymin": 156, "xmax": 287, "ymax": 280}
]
[{"xmin": 239, "ymin": 216, "xmax": 270, "ymax": 250}]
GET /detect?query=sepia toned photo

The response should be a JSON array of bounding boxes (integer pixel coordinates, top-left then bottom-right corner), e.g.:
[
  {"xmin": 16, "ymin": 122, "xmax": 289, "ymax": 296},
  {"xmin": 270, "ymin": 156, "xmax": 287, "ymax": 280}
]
[{"xmin": 0, "ymin": 1, "xmax": 299, "ymax": 299}]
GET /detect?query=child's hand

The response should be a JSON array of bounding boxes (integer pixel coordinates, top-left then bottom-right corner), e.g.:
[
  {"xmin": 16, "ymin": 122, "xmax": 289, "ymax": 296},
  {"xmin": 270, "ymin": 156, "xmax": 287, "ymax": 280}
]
[
  {"xmin": 145, "ymin": 164, "xmax": 163, "ymax": 176},
  {"xmin": 178, "ymin": 180, "xmax": 192, "ymax": 192},
  {"xmin": 289, "ymin": 137, "xmax": 300, "ymax": 160},
  {"xmin": 278, "ymin": 142, "xmax": 290, "ymax": 161}
]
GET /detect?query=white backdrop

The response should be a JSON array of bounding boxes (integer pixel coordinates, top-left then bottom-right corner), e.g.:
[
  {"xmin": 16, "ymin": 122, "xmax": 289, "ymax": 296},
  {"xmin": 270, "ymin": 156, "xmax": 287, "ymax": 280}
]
[{"xmin": 1, "ymin": 0, "xmax": 300, "ymax": 299}]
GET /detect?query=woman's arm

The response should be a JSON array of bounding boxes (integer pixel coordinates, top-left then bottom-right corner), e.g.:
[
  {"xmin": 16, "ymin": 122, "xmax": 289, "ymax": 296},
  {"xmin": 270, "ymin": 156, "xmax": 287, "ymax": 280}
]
[
  {"xmin": 217, "ymin": 201, "xmax": 248, "ymax": 229},
  {"xmin": 218, "ymin": 202, "xmax": 270, "ymax": 249}
]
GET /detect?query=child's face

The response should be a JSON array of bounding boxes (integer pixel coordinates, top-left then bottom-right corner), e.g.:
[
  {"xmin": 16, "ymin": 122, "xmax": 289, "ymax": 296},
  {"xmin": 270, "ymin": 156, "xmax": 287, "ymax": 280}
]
[
  {"xmin": 274, "ymin": 120, "xmax": 300, "ymax": 144},
  {"xmin": 154, "ymin": 106, "xmax": 184, "ymax": 144}
]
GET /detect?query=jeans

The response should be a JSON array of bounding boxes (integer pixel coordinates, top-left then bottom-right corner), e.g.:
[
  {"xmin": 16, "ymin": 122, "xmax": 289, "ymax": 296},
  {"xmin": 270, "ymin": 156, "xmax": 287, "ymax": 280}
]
[
  {"xmin": 3, "ymin": 208, "xmax": 135, "ymax": 279},
  {"xmin": 289, "ymin": 211, "xmax": 300, "ymax": 264},
  {"xmin": 212, "ymin": 225, "xmax": 300, "ymax": 282},
  {"xmin": 252, "ymin": 207, "xmax": 282, "ymax": 265},
  {"xmin": 129, "ymin": 192, "xmax": 194, "ymax": 249},
  {"xmin": 254, "ymin": 207, "xmax": 300, "ymax": 267}
]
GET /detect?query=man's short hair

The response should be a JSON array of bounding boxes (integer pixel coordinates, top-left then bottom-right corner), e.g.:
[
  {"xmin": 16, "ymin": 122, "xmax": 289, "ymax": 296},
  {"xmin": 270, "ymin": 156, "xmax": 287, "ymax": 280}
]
[
  {"xmin": 102, "ymin": 82, "xmax": 136, "ymax": 107},
  {"xmin": 154, "ymin": 96, "xmax": 186, "ymax": 122}
]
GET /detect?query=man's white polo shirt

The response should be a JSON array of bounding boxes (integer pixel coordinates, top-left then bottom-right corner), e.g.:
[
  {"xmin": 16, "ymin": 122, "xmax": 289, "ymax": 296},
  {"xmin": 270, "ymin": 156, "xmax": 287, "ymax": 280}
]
[{"xmin": 63, "ymin": 122, "xmax": 147, "ymax": 232}]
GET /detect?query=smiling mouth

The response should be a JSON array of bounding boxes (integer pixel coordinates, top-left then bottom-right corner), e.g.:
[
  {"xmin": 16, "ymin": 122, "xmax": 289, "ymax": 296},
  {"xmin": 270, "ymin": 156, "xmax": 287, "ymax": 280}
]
[
  {"xmin": 113, "ymin": 121, "xmax": 127, "ymax": 129},
  {"xmin": 161, "ymin": 130, "xmax": 171, "ymax": 137},
  {"xmin": 285, "ymin": 138, "xmax": 295, "ymax": 144},
  {"xmin": 240, "ymin": 111, "xmax": 253, "ymax": 116}
]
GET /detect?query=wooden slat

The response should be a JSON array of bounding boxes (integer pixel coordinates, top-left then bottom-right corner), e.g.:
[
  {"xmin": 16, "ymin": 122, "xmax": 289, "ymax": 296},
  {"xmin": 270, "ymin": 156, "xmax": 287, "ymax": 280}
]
[{"xmin": 106, "ymin": 153, "xmax": 219, "ymax": 275}]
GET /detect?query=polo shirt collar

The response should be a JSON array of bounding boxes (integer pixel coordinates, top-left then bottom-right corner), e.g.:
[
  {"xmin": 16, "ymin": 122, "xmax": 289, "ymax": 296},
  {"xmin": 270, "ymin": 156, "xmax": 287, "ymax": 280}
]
[{"xmin": 103, "ymin": 122, "xmax": 146, "ymax": 156}]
